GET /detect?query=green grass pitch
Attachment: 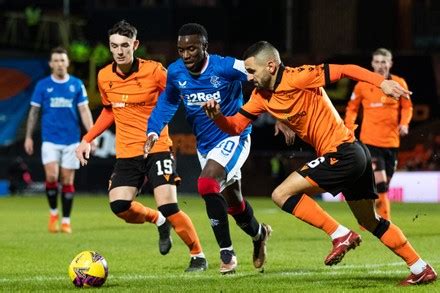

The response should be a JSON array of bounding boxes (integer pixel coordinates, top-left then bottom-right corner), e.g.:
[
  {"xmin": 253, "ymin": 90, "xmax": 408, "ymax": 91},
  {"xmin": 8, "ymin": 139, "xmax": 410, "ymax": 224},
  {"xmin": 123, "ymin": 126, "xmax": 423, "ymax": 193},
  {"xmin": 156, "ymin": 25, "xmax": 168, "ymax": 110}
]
[{"xmin": 0, "ymin": 194, "xmax": 439, "ymax": 292}]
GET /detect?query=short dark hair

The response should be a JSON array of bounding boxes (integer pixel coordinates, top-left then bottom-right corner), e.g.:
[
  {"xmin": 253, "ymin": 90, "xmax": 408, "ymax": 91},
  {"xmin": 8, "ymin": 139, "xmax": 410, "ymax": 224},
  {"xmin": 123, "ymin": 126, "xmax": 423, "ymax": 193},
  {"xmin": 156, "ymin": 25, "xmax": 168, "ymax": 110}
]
[
  {"xmin": 108, "ymin": 20, "xmax": 137, "ymax": 39},
  {"xmin": 50, "ymin": 46, "xmax": 68, "ymax": 57},
  {"xmin": 243, "ymin": 41, "xmax": 274, "ymax": 60},
  {"xmin": 372, "ymin": 48, "xmax": 392, "ymax": 59},
  {"xmin": 178, "ymin": 23, "xmax": 208, "ymax": 42}
]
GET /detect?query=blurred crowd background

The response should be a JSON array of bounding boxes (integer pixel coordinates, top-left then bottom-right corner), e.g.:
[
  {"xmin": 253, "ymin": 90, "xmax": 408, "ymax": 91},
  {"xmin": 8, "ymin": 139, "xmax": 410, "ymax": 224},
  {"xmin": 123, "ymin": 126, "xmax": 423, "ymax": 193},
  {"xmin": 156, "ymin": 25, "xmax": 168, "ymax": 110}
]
[{"xmin": 0, "ymin": 0, "xmax": 439, "ymax": 196}]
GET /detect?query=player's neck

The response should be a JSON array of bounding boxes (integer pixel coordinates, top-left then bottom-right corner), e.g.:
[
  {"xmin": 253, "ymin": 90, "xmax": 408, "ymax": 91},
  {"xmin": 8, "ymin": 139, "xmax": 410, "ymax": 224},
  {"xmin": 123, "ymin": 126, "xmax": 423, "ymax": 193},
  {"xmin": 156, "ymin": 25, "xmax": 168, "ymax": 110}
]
[
  {"xmin": 188, "ymin": 55, "xmax": 209, "ymax": 75},
  {"xmin": 116, "ymin": 63, "xmax": 132, "ymax": 75},
  {"xmin": 51, "ymin": 73, "xmax": 69, "ymax": 83}
]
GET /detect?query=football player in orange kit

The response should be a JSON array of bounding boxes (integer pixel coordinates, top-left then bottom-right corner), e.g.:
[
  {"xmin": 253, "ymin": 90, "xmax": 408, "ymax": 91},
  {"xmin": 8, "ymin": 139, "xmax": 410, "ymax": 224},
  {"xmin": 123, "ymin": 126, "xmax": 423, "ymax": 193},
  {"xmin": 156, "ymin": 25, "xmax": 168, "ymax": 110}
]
[
  {"xmin": 203, "ymin": 41, "xmax": 436, "ymax": 286},
  {"xmin": 345, "ymin": 48, "xmax": 412, "ymax": 220},
  {"xmin": 75, "ymin": 20, "xmax": 207, "ymax": 272}
]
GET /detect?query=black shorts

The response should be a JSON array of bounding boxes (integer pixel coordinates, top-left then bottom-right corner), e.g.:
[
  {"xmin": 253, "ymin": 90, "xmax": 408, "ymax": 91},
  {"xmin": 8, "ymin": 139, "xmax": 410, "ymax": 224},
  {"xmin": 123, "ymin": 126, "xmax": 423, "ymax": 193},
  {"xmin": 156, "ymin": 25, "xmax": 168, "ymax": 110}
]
[
  {"xmin": 365, "ymin": 144, "xmax": 398, "ymax": 179},
  {"xmin": 108, "ymin": 152, "xmax": 181, "ymax": 191},
  {"xmin": 297, "ymin": 141, "xmax": 378, "ymax": 201}
]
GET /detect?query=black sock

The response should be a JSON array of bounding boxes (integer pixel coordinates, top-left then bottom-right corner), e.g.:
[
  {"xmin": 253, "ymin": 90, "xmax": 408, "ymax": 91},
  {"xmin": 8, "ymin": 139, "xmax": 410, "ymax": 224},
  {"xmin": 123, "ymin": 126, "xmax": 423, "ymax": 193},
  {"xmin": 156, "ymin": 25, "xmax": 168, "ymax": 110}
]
[
  {"xmin": 202, "ymin": 193, "xmax": 232, "ymax": 249},
  {"xmin": 45, "ymin": 185, "xmax": 58, "ymax": 210},
  {"xmin": 231, "ymin": 200, "xmax": 260, "ymax": 238},
  {"xmin": 61, "ymin": 185, "xmax": 74, "ymax": 218}
]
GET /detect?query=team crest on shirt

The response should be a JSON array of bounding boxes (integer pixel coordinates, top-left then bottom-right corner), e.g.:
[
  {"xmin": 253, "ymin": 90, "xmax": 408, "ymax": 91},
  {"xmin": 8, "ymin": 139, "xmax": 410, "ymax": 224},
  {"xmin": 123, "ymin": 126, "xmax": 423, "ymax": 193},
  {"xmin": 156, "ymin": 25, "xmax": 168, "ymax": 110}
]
[
  {"xmin": 69, "ymin": 85, "xmax": 75, "ymax": 92},
  {"xmin": 178, "ymin": 81, "xmax": 187, "ymax": 88},
  {"xmin": 210, "ymin": 76, "xmax": 221, "ymax": 88}
]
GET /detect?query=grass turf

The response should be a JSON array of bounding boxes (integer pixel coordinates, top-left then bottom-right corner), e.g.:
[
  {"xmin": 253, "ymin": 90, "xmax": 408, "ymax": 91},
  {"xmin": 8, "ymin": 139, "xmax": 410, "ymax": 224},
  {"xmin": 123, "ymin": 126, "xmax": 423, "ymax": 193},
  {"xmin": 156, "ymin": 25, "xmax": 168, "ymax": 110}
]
[{"xmin": 0, "ymin": 194, "xmax": 439, "ymax": 292}]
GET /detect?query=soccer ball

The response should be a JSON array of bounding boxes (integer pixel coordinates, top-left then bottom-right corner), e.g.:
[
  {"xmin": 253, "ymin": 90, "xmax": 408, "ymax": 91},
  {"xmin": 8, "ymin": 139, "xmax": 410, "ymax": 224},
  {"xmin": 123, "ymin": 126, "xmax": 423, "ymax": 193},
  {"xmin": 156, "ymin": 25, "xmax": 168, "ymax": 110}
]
[{"xmin": 68, "ymin": 251, "xmax": 108, "ymax": 287}]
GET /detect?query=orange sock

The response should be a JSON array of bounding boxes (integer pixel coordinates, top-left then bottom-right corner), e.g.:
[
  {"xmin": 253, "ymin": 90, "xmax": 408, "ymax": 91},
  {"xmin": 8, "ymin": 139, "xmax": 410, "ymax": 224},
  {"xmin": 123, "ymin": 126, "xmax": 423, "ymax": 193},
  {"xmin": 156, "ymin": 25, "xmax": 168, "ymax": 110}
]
[
  {"xmin": 379, "ymin": 223, "xmax": 420, "ymax": 266},
  {"xmin": 167, "ymin": 211, "xmax": 202, "ymax": 255},
  {"xmin": 117, "ymin": 201, "xmax": 159, "ymax": 224},
  {"xmin": 293, "ymin": 194, "xmax": 339, "ymax": 235},
  {"xmin": 376, "ymin": 192, "xmax": 390, "ymax": 220}
]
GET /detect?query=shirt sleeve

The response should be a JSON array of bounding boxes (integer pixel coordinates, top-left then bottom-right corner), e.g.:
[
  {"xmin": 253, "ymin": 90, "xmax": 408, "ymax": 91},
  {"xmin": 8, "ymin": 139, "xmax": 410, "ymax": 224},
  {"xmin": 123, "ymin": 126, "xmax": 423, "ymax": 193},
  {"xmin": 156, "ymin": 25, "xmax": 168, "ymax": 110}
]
[
  {"xmin": 30, "ymin": 81, "xmax": 43, "ymax": 107},
  {"xmin": 77, "ymin": 80, "xmax": 89, "ymax": 106},
  {"xmin": 147, "ymin": 70, "xmax": 181, "ymax": 135},
  {"xmin": 97, "ymin": 73, "xmax": 111, "ymax": 107},
  {"xmin": 219, "ymin": 57, "xmax": 248, "ymax": 82},
  {"xmin": 344, "ymin": 83, "xmax": 363, "ymax": 131},
  {"xmin": 153, "ymin": 62, "xmax": 167, "ymax": 92},
  {"xmin": 328, "ymin": 64, "xmax": 384, "ymax": 87},
  {"xmin": 83, "ymin": 107, "xmax": 114, "ymax": 142},
  {"xmin": 398, "ymin": 78, "xmax": 413, "ymax": 126},
  {"xmin": 214, "ymin": 92, "xmax": 266, "ymax": 135}
]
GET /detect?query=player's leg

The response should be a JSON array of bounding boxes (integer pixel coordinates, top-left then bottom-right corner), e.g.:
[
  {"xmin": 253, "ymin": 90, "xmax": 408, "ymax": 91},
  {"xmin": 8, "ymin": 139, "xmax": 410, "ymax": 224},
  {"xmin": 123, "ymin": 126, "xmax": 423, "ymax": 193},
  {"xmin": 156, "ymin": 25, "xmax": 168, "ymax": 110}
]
[
  {"xmin": 41, "ymin": 142, "xmax": 61, "ymax": 233},
  {"xmin": 198, "ymin": 160, "xmax": 235, "ymax": 274},
  {"xmin": 107, "ymin": 157, "xmax": 167, "ymax": 238},
  {"xmin": 59, "ymin": 168, "xmax": 75, "ymax": 233},
  {"xmin": 272, "ymin": 170, "xmax": 359, "ymax": 266},
  {"xmin": 148, "ymin": 152, "xmax": 207, "ymax": 272},
  {"xmin": 347, "ymin": 199, "xmax": 437, "ymax": 285},
  {"xmin": 58, "ymin": 143, "xmax": 80, "ymax": 233},
  {"xmin": 222, "ymin": 180, "xmax": 271, "ymax": 270},
  {"xmin": 368, "ymin": 145, "xmax": 391, "ymax": 220}
]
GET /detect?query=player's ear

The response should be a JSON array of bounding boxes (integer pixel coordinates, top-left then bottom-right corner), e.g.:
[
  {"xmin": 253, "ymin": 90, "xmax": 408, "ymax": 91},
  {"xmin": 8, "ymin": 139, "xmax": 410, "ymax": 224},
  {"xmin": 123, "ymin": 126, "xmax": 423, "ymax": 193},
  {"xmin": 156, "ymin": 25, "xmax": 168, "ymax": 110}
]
[
  {"xmin": 203, "ymin": 42, "xmax": 208, "ymax": 52},
  {"xmin": 133, "ymin": 39, "xmax": 140, "ymax": 50},
  {"xmin": 267, "ymin": 60, "xmax": 277, "ymax": 74}
]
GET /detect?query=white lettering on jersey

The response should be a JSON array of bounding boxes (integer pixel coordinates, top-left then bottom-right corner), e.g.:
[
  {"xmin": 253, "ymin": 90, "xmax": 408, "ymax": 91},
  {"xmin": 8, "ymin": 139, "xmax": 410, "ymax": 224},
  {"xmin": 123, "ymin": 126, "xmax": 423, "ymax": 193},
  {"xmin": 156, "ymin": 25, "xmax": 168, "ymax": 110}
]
[
  {"xmin": 185, "ymin": 91, "xmax": 221, "ymax": 106},
  {"xmin": 233, "ymin": 59, "xmax": 248, "ymax": 75},
  {"xmin": 369, "ymin": 102, "xmax": 384, "ymax": 107},
  {"xmin": 50, "ymin": 97, "xmax": 73, "ymax": 108}
]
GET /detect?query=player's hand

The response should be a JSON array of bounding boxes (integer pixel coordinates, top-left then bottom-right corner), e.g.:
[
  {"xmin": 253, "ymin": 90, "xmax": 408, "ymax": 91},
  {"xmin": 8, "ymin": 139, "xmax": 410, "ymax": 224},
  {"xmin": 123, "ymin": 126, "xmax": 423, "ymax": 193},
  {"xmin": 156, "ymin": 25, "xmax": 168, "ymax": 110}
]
[
  {"xmin": 380, "ymin": 80, "xmax": 412, "ymax": 100},
  {"xmin": 24, "ymin": 137, "xmax": 34, "ymax": 155},
  {"xmin": 203, "ymin": 99, "xmax": 222, "ymax": 119},
  {"xmin": 76, "ymin": 140, "xmax": 91, "ymax": 166},
  {"xmin": 144, "ymin": 133, "xmax": 158, "ymax": 158},
  {"xmin": 399, "ymin": 125, "xmax": 409, "ymax": 136},
  {"xmin": 274, "ymin": 121, "xmax": 296, "ymax": 145},
  {"xmin": 90, "ymin": 140, "xmax": 97, "ymax": 154}
]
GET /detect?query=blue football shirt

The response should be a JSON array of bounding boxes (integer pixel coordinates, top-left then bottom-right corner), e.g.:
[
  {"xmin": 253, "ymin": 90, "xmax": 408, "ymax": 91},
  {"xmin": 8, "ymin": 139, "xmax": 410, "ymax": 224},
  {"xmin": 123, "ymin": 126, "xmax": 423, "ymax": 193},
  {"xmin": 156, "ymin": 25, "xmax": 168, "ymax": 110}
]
[
  {"xmin": 30, "ymin": 74, "xmax": 88, "ymax": 145},
  {"xmin": 148, "ymin": 54, "xmax": 252, "ymax": 155}
]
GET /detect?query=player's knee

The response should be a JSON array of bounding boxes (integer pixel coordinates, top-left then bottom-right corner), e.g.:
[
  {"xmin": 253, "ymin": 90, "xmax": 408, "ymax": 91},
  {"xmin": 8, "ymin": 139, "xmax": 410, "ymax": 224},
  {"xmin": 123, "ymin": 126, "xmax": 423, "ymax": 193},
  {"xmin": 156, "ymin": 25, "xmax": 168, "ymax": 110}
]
[
  {"xmin": 110, "ymin": 200, "xmax": 131, "ymax": 215},
  {"xmin": 372, "ymin": 218, "xmax": 390, "ymax": 238},
  {"xmin": 158, "ymin": 203, "xmax": 180, "ymax": 217},
  {"xmin": 197, "ymin": 177, "xmax": 220, "ymax": 196},
  {"xmin": 376, "ymin": 182, "xmax": 388, "ymax": 193},
  {"xmin": 227, "ymin": 200, "xmax": 246, "ymax": 215},
  {"xmin": 271, "ymin": 187, "xmax": 288, "ymax": 207}
]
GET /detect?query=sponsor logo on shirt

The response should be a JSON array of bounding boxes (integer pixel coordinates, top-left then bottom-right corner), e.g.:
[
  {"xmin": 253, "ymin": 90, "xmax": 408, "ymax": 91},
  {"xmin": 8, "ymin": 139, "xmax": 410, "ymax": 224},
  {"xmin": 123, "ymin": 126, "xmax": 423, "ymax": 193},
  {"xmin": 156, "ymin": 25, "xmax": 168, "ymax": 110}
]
[
  {"xmin": 47, "ymin": 87, "xmax": 54, "ymax": 93},
  {"xmin": 50, "ymin": 97, "xmax": 73, "ymax": 108},
  {"xmin": 185, "ymin": 91, "xmax": 221, "ymax": 106},
  {"xmin": 286, "ymin": 111, "xmax": 307, "ymax": 122}
]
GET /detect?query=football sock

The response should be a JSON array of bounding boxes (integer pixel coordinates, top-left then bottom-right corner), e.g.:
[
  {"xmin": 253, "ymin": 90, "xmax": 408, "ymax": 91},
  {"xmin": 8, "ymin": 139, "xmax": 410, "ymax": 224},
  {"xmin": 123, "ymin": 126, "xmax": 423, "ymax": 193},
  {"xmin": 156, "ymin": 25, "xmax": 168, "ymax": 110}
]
[
  {"xmin": 202, "ymin": 193, "xmax": 232, "ymax": 249},
  {"xmin": 409, "ymin": 258, "xmax": 428, "ymax": 275},
  {"xmin": 378, "ymin": 223, "xmax": 420, "ymax": 266},
  {"xmin": 45, "ymin": 181, "xmax": 58, "ymax": 210},
  {"xmin": 49, "ymin": 209, "xmax": 58, "ymax": 216},
  {"xmin": 168, "ymin": 211, "xmax": 203, "ymax": 255},
  {"xmin": 375, "ymin": 192, "xmax": 390, "ymax": 220},
  {"xmin": 283, "ymin": 194, "xmax": 339, "ymax": 235},
  {"xmin": 117, "ymin": 201, "xmax": 159, "ymax": 224},
  {"xmin": 62, "ymin": 217, "xmax": 71, "ymax": 224},
  {"xmin": 156, "ymin": 212, "xmax": 166, "ymax": 226},
  {"xmin": 61, "ymin": 184, "xmax": 75, "ymax": 218},
  {"xmin": 330, "ymin": 225, "xmax": 351, "ymax": 240},
  {"xmin": 229, "ymin": 200, "xmax": 260, "ymax": 238}
]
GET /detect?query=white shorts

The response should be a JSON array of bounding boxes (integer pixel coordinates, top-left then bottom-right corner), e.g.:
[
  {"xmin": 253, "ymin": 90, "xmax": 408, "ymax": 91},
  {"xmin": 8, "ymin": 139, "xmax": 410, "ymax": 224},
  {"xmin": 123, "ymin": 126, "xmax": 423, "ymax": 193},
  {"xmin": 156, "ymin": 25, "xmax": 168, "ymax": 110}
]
[
  {"xmin": 41, "ymin": 142, "xmax": 80, "ymax": 169},
  {"xmin": 197, "ymin": 135, "xmax": 250, "ymax": 191}
]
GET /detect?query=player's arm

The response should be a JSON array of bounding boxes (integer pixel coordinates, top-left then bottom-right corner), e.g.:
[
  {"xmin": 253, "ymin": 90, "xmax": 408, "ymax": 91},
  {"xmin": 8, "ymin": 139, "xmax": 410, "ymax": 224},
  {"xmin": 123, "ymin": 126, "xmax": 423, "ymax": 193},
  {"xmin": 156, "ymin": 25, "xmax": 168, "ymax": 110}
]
[
  {"xmin": 203, "ymin": 99, "xmax": 253, "ymax": 135},
  {"xmin": 344, "ymin": 85, "xmax": 362, "ymax": 131},
  {"xmin": 398, "ymin": 79, "xmax": 413, "ymax": 136},
  {"xmin": 144, "ymin": 69, "xmax": 180, "ymax": 157},
  {"xmin": 78, "ymin": 104, "xmax": 94, "ymax": 132},
  {"xmin": 327, "ymin": 64, "xmax": 411, "ymax": 99},
  {"xmin": 76, "ymin": 107, "xmax": 114, "ymax": 166},
  {"xmin": 24, "ymin": 105, "xmax": 40, "ymax": 155}
]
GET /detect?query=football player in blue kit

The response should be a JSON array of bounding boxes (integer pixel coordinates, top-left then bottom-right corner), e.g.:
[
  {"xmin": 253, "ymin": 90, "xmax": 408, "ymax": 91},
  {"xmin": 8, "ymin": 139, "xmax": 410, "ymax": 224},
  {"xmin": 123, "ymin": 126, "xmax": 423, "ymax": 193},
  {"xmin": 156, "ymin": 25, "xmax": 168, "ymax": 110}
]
[
  {"xmin": 144, "ymin": 23, "xmax": 294, "ymax": 274},
  {"xmin": 24, "ymin": 47, "xmax": 94, "ymax": 234}
]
